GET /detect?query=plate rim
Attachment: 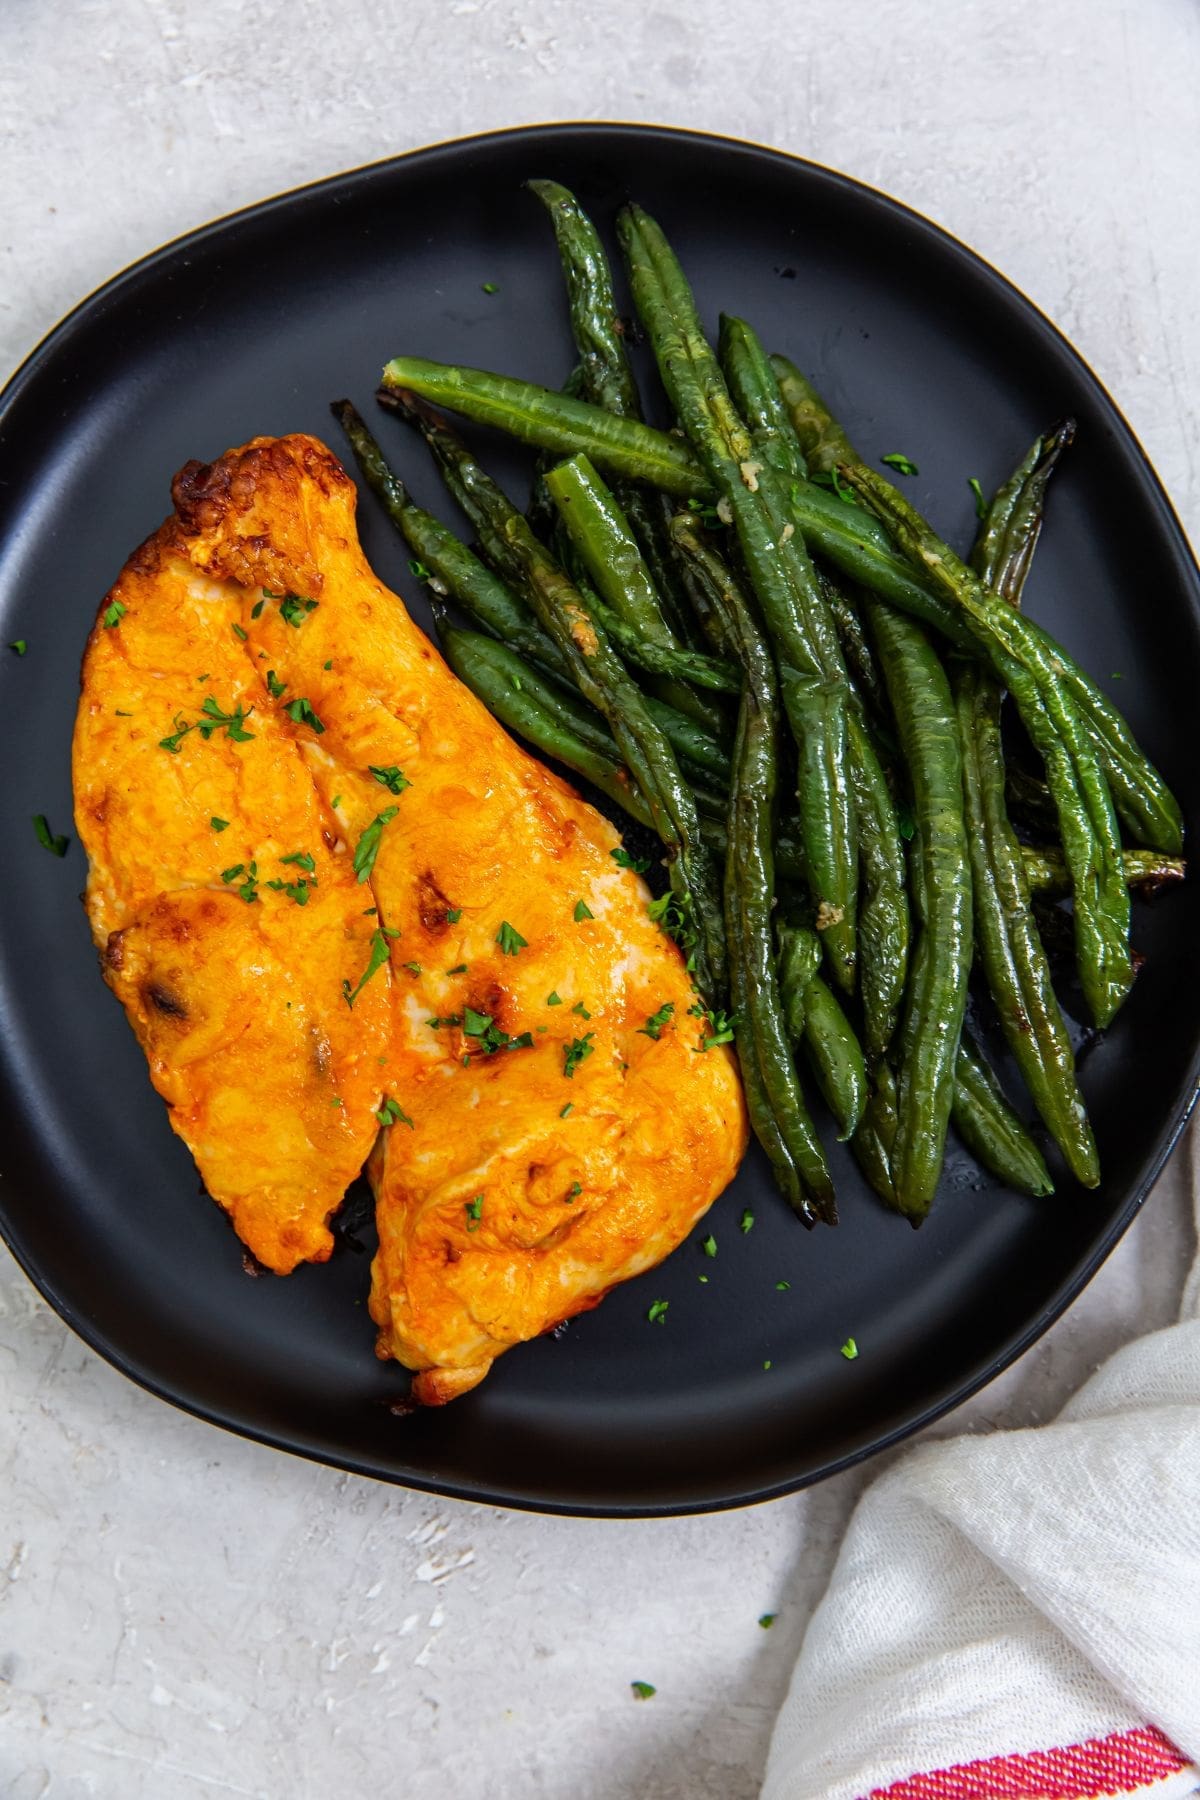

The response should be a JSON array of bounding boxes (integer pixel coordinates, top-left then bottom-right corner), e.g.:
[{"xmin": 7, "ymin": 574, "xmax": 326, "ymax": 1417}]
[{"xmin": 2, "ymin": 120, "xmax": 1198, "ymax": 1518}]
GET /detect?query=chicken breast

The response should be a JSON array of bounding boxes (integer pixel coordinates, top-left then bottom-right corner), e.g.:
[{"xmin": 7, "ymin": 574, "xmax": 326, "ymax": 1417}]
[{"xmin": 74, "ymin": 432, "xmax": 747, "ymax": 1399}]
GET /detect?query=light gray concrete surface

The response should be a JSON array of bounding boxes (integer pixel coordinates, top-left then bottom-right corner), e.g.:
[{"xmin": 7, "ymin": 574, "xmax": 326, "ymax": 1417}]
[{"xmin": 1, "ymin": 2, "xmax": 1198, "ymax": 1795}]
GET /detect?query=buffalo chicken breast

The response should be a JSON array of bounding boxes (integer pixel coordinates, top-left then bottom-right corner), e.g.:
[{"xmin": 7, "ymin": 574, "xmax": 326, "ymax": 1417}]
[{"xmin": 73, "ymin": 432, "xmax": 747, "ymax": 1399}]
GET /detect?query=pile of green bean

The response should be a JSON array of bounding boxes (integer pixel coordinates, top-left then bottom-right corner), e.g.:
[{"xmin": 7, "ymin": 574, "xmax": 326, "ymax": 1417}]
[{"xmin": 331, "ymin": 180, "xmax": 1185, "ymax": 1227}]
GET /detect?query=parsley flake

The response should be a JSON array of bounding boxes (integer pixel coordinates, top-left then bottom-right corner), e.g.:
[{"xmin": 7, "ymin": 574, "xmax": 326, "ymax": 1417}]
[
  {"xmin": 840, "ymin": 1336, "xmax": 859, "ymax": 1361},
  {"xmin": 647, "ymin": 888, "xmax": 697, "ymax": 966},
  {"xmin": 210, "ymin": 817, "xmax": 229, "ymax": 832},
  {"xmin": 967, "ymin": 476, "xmax": 987, "ymax": 520},
  {"xmin": 462, "ymin": 1006, "xmax": 534, "ymax": 1055},
  {"xmin": 776, "ymin": 1281, "xmax": 791, "ymax": 1292},
  {"xmin": 221, "ymin": 859, "xmax": 259, "ymax": 903},
  {"xmin": 546, "ymin": 992, "xmax": 563, "ymax": 1007},
  {"xmin": 446, "ymin": 907, "xmax": 462, "ymax": 924},
  {"xmin": 352, "ymin": 807, "xmax": 398, "ymax": 883},
  {"xmin": 402, "ymin": 961, "xmax": 422, "ymax": 975},
  {"xmin": 33, "ymin": 814, "xmax": 68, "ymax": 857},
  {"xmin": 377, "ymin": 1096, "xmax": 415, "ymax": 1129},
  {"xmin": 563, "ymin": 1033, "xmax": 595, "ymax": 1079},
  {"xmin": 231, "ymin": 623, "xmax": 248, "ymax": 642},
  {"xmin": 740, "ymin": 1208, "xmax": 754, "ymax": 1234},
  {"xmin": 280, "ymin": 850, "xmax": 316, "ymax": 875},
  {"xmin": 573, "ymin": 898, "xmax": 594, "ymax": 922},
  {"xmin": 266, "ymin": 877, "xmax": 313, "ymax": 906},
  {"xmin": 284, "ymin": 696, "xmax": 325, "ymax": 735},
  {"xmin": 481, "ymin": 282, "xmax": 499, "ymax": 295},
  {"xmin": 611, "ymin": 846, "xmax": 650, "ymax": 873},
  {"xmin": 159, "ymin": 716, "xmax": 194, "ymax": 753},
  {"xmin": 881, "ymin": 452, "xmax": 919, "ymax": 477},
  {"xmin": 369, "ymin": 764, "xmax": 411, "ymax": 795},
  {"xmin": 408, "ymin": 559, "xmax": 432, "ymax": 581},
  {"xmin": 698, "ymin": 1008, "xmax": 736, "ymax": 1051},
  {"xmin": 646, "ymin": 1300, "xmax": 669, "ymax": 1325},
  {"xmin": 199, "ymin": 696, "xmax": 255, "ymax": 742},
  {"xmin": 571, "ymin": 1001, "xmax": 591, "ymax": 1020},
  {"xmin": 567, "ymin": 1181, "xmax": 582, "ymax": 1200},
  {"xmin": 638, "ymin": 1001, "xmax": 675, "ymax": 1041},
  {"xmin": 496, "ymin": 920, "xmax": 528, "ymax": 956},
  {"xmin": 446, "ymin": 963, "xmax": 468, "ymax": 975},
  {"xmin": 560, "ymin": 1102, "xmax": 573, "ymax": 1118},
  {"xmin": 701, "ymin": 1234, "xmax": 717, "ymax": 1259},
  {"xmin": 250, "ymin": 599, "xmax": 265, "ymax": 620},
  {"xmin": 102, "ymin": 600, "xmax": 127, "ymax": 629},
  {"xmin": 342, "ymin": 925, "xmax": 398, "ymax": 1008},
  {"xmin": 266, "ymin": 669, "xmax": 287, "ymax": 699},
  {"xmin": 9, "ymin": 639, "xmax": 27, "ymax": 655},
  {"xmin": 758, "ymin": 1614, "xmax": 777, "ymax": 1629},
  {"xmin": 263, "ymin": 590, "xmax": 319, "ymax": 627},
  {"xmin": 465, "ymin": 1194, "xmax": 484, "ymax": 1232},
  {"xmin": 631, "ymin": 1682, "xmax": 656, "ymax": 1701}
]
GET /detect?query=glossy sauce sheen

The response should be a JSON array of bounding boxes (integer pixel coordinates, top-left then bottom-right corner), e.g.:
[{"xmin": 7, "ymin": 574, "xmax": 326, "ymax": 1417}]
[{"xmin": 72, "ymin": 434, "xmax": 747, "ymax": 1402}]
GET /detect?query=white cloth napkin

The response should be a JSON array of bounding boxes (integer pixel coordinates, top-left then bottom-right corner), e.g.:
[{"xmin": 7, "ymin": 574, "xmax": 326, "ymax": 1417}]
[{"xmin": 762, "ymin": 1135, "xmax": 1200, "ymax": 1800}]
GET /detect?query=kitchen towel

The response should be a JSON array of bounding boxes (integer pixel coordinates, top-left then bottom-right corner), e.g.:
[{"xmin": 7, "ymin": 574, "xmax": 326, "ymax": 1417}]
[{"xmin": 762, "ymin": 1131, "xmax": 1200, "ymax": 1800}]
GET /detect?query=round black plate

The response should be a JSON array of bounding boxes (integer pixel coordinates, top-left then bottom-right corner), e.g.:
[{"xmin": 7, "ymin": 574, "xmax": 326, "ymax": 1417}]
[{"xmin": 1, "ymin": 125, "xmax": 1198, "ymax": 1517}]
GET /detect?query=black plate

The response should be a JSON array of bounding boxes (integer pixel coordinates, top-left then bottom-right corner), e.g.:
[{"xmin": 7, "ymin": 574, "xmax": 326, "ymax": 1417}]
[{"xmin": 1, "ymin": 124, "xmax": 1198, "ymax": 1517}]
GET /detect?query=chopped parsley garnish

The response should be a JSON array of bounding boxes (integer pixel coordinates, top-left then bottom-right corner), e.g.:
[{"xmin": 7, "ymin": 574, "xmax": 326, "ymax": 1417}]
[
  {"xmin": 566, "ymin": 1181, "xmax": 582, "ymax": 1200},
  {"xmin": 210, "ymin": 817, "xmax": 229, "ymax": 832},
  {"xmin": 646, "ymin": 1300, "xmax": 669, "ymax": 1325},
  {"xmin": 377, "ymin": 1096, "xmax": 415, "ymax": 1129},
  {"xmin": 221, "ymin": 860, "xmax": 259, "ymax": 903},
  {"xmin": 446, "ymin": 963, "xmax": 468, "ymax": 975},
  {"xmin": 446, "ymin": 907, "xmax": 462, "ymax": 924},
  {"xmin": 266, "ymin": 876, "xmax": 313, "ymax": 905},
  {"xmin": 563, "ymin": 1033, "xmax": 595, "ymax": 1079},
  {"xmin": 231, "ymin": 623, "xmax": 248, "ymax": 642},
  {"xmin": 611, "ymin": 846, "xmax": 650, "ymax": 873},
  {"xmin": 763, "ymin": 1361, "xmax": 772, "ymax": 1372},
  {"xmin": 739, "ymin": 1208, "xmax": 755, "ymax": 1234},
  {"xmin": 408, "ymin": 559, "xmax": 432, "ymax": 581},
  {"xmin": 115, "ymin": 709, "xmax": 132, "ymax": 716},
  {"xmin": 199, "ymin": 696, "xmax": 255, "ymax": 742},
  {"xmin": 806, "ymin": 468, "xmax": 858, "ymax": 506},
  {"xmin": 496, "ymin": 920, "xmax": 528, "ymax": 956},
  {"xmin": 342, "ymin": 924, "xmax": 399, "ymax": 1008},
  {"xmin": 369, "ymin": 764, "xmax": 411, "ymax": 795},
  {"xmin": 560, "ymin": 1102, "xmax": 573, "ymax": 1118},
  {"xmin": 687, "ymin": 496, "xmax": 723, "ymax": 527},
  {"xmin": 462, "ymin": 1006, "xmax": 533, "ymax": 1055},
  {"xmin": 427, "ymin": 1013, "xmax": 462, "ymax": 1031},
  {"xmin": 284, "ymin": 696, "xmax": 325, "ymax": 735},
  {"xmin": 402, "ymin": 961, "xmax": 422, "ymax": 975},
  {"xmin": 630, "ymin": 1682, "xmax": 656, "ymax": 1701},
  {"xmin": 698, "ymin": 1274, "xmax": 709, "ymax": 1284},
  {"xmin": 697, "ymin": 1008, "xmax": 736, "ymax": 1051},
  {"xmin": 967, "ymin": 476, "xmax": 987, "ymax": 520},
  {"xmin": 573, "ymin": 898, "xmax": 594, "ymax": 922},
  {"xmin": 266, "ymin": 669, "xmax": 287, "ymax": 699},
  {"xmin": 158, "ymin": 718, "xmax": 192, "ymax": 753},
  {"xmin": 250, "ymin": 598, "xmax": 265, "ymax": 620},
  {"xmin": 9, "ymin": 639, "xmax": 27, "ymax": 655},
  {"xmin": 102, "ymin": 600, "xmax": 127, "ymax": 628},
  {"xmin": 758, "ymin": 1614, "xmax": 777, "ymax": 1629},
  {"xmin": 352, "ymin": 807, "xmax": 398, "ymax": 883},
  {"xmin": 881, "ymin": 452, "xmax": 919, "ymax": 477},
  {"xmin": 481, "ymin": 282, "xmax": 499, "ymax": 295},
  {"xmin": 280, "ymin": 850, "xmax": 316, "ymax": 875},
  {"xmin": 571, "ymin": 1001, "xmax": 591, "ymax": 1020},
  {"xmin": 638, "ymin": 1001, "xmax": 675, "ymax": 1041},
  {"xmin": 776, "ymin": 1281, "xmax": 791, "ymax": 1292},
  {"xmin": 32, "ymin": 814, "xmax": 68, "ymax": 857},
  {"xmin": 701, "ymin": 1234, "xmax": 717, "ymax": 1259},
  {"xmin": 840, "ymin": 1336, "xmax": 859, "ymax": 1361},
  {"xmin": 464, "ymin": 1194, "xmax": 483, "ymax": 1232},
  {"xmin": 647, "ymin": 888, "xmax": 697, "ymax": 967},
  {"xmin": 895, "ymin": 800, "xmax": 916, "ymax": 842},
  {"xmin": 323, "ymin": 659, "xmax": 333, "ymax": 671},
  {"xmin": 546, "ymin": 992, "xmax": 563, "ymax": 1007},
  {"xmin": 331, "ymin": 795, "xmax": 341, "ymax": 809},
  {"xmin": 262, "ymin": 589, "xmax": 318, "ymax": 627}
]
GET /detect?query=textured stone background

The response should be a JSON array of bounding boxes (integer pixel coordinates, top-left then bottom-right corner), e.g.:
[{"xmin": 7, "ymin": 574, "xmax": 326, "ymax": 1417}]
[{"xmin": 1, "ymin": 3, "xmax": 1197, "ymax": 1795}]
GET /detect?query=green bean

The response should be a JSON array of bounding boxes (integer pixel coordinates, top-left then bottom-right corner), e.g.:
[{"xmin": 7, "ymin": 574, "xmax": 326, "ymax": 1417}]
[
  {"xmin": 715, "ymin": 570, "xmax": 834, "ymax": 1224},
  {"xmin": 1023, "ymin": 845, "xmax": 1186, "ymax": 897},
  {"xmin": 846, "ymin": 706, "xmax": 910, "ymax": 1062},
  {"xmin": 544, "ymin": 454, "xmax": 738, "ymax": 705},
  {"xmin": 869, "ymin": 601, "xmax": 973, "ymax": 1221},
  {"xmin": 853, "ymin": 1064, "xmax": 899, "ymax": 1208},
  {"xmin": 718, "ymin": 314, "xmax": 808, "ymax": 483},
  {"xmin": 951, "ymin": 1031, "xmax": 1054, "ymax": 1197},
  {"xmin": 850, "ymin": 458, "xmax": 1132, "ymax": 1030},
  {"xmin": 777, "ymin": 924, "xmax": 867, "ymax": 1139},
  {"xmin": 617, "ymin": 203, "xmax": 859, "ymax": 995},
  {"xmin": 771, "ymin": 355, "xmax": 1182, "ymax": 856},
  {"xmin": 380, "ymin": 355, "xmax": 706, "ymax": 497},
  {"xmin": 437, "ymin": 624, "xmax": 659, "ymax": 826},
  {"xmin": 820, "ymin": 572, "xmax": 891, "ymax": 724},
  {"xmin": 666, "ymin": 512, "xmax": 748, "ymax": 661},
  {"xmin": 957, "ymin": 428, "xmax": 1099, "ymax": 1186}
]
